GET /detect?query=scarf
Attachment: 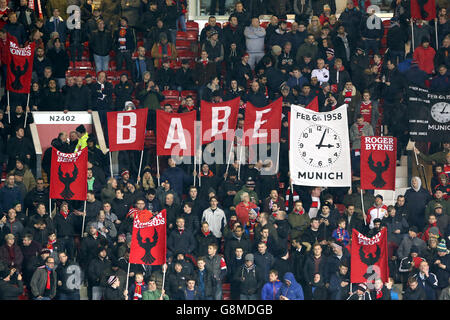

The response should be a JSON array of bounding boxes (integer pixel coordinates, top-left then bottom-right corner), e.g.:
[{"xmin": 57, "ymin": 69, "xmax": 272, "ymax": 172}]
[
  {"xmin": 376, "ymin": 287, "xmax": 383, "ymax": 299},
  {"xmin": 344, "ymin": 90, "xmax": 352, "ymax": 103},
  {"xmin": 118, "ymin": 27, "xmax": 128, "ymax": 50},
  {"xmin": 202, "ymin": 230, "xmax": 211, "ymax": 237},
  {"xmin": 133, "ymin": 281, "xmax": 145, "ymax": 300},
  {"xmin": 201, "ymin": 58, "xmax": 209, "ymax": 66},
  {"xmin": 7, "ymin": 245, "xmax": 15, "ymax": 263},
  {"xmin": 47, "ymin": 238, "xmax": 56, "ymax": 252},
  {"xmin": 45, "ymin": 266, "xmax": 53, "ymax": 290},
  {"xmin": 200, "ymin": 170, "xmax": 214, "ymax": 177},
  {"xmin": 60, "ymin": 210, "xmax": 69, "ymax": 219},
  {"xmin": 294, "ymin": 208, "xmax": 305, "ymax": 215}
]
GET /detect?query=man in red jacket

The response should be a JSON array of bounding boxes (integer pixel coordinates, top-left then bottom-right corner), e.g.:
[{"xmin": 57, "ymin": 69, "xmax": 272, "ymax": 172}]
[{"xmin": 413, "ymin": 38, "xmax": 436, "ymax": 75}]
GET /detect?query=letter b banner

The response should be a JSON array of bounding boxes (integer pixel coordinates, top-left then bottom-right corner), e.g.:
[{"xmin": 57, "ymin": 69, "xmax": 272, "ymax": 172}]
[{"xmin": 107, "ymin": 109, "xmax": 148, "ymax": 151}]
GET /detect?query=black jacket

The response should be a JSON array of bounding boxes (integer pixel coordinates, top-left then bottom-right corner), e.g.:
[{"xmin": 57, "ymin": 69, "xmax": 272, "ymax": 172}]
[
  {"xmin": 87, "ymin": 256, "xmax": 111, "ymax": 286},
  {"xmin": 303, "ymin": 254, "xmax": 328, "ymax": 285},
  {"xmin": 47, "ymin": 48, "xmax": 70, "ymax": 78},
  {"xmin": 224, "ymin": 233, "xmax": 252, "ymax": 264},
  {"xmin": 234, "ymin": 264, "xmax": 264, "ymax": 295},
  {"xmin": 0, "ymin": 279, "xmax": 23, "ymax": 300},
  {"xmin": 65, "ymin": 85, "xmax": 92, "ymax": 111},
  {"xmin": 193, "ymin": 268, "xmax": 215, "ymax": 298},
  {"xmin": 89, "ymin": 29, "xmax": 112, "ymax": 56},
  {"xmin": 167, "ymin": 228, "xmax": 197, "ymax": 256}
]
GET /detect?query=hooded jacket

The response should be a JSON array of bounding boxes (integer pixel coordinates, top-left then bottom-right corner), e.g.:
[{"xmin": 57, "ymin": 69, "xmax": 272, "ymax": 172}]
[
  {"xmin": 275, "ymin": 272, "xmax": 304, "ymax": 300},
  {"xmin": 261, "ymin": 279, "xmax": 282, "ymax": 300},
  {"xmin": 404, "ymin": 177, "xmax": 432, "ymax": 228}
]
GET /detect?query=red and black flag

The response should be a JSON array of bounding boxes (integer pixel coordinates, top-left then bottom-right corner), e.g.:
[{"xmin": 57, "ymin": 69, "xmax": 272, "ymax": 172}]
[
  {"xmin": 411, "ymin": 0, "xmax": 436, "ymax": 21},
  {"xmin": 6, "ymin": 40, "xmax": 35, "ymax": 94},
  {"xmin": 130, "ymin": 209, "xmax": 167, "ymax": 265},
  {"xmin": 351, "ymin": 228, "xmax": 389, "ymax": 284},
  {"xmin": 360, "ymin": 136, "xmax": 397, "ymax": 191},
  {"xmin": 50, "ymin": 148, "xmax": 88, "ymax": 201}
]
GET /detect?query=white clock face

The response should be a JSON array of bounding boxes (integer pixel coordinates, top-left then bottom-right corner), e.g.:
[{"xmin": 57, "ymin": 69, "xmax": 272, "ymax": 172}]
[
  {"xmin": 431, "ymin": 102, "xmax": 450, "ymax": 124},
  {"xmin": 297, "ymin": 125, "xmax": 342, "ymax": 168}
]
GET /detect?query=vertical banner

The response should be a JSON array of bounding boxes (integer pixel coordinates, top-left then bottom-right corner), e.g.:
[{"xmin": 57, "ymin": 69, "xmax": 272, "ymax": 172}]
[
  {"xmin": 6, "ymin": 41, "xmax": 35, "ymax": 94},
  {"xmin": 360, "ymin": 136, "xmax": 397, "ymax": 191},
  {"xmin": 351, "ymin": 228, "xmax": 389, "ymax": 284},
  {"xmin": 243, "ymin": 98, "xmax": 283, "ymax": 146},
  {"xmin": 50, "ymin": 148, "xmax": 88, "ymax": 200},
  {"xmin": 130, "ymin": 209, "xmax": 167, "ymax": 265},
  {"xmin": 107, "ymin": 108, "xmax": 148, "ymax": 151},
  {"xmin": 156, "ymin": 110, "xmax": 196, "ymax": 156},
  {"xmin": 289, "ymin": 104, "xmax": 351, "ymax": 187},
  {"xmin": 200, "ymin": 97, "xmax": 240, "ymax": 144},
  {"xmin": 407, "ymin": 86, "xmax": 450, "ymax": 142}
]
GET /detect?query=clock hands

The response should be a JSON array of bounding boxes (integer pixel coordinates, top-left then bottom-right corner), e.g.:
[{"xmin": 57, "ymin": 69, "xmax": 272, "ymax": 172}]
[
  {"xmin": 440, "ymin": 105, "xmax": 448, "ymax": 114},
  {"xmin": 316, "ymin": 130, "xmax": 335, "ymax": 149}
]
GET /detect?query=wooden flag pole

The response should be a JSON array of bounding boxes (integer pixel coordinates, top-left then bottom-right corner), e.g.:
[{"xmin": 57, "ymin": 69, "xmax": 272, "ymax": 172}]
[
  {"xmin": 81, "ymin": 200, "xmax": 87, "ymax": 237},
  {"xmin": 125, "ymin": 261, "xmax": 131, "ymax": 295},
  {"xmin": 156, "ymin": 155, "xmax": 160, "ymax": 186},
  {"xmin": 109, "ymin": 150, "xmax": 113, "ymax": 178},
  {"xmin": 137, "ymin": 150, "xmax": 144, "ymax": 180},
  {"xmin": 7, "ymin": 91, "xmax": 10, "ymax": 124},
  {"xmin": 193, "ymin": 151, "xmax": 197, "ymax": 187},
  {"xmin": 435, "ymin": 18, "xmax": 439, "ymax": 49},
  {"xmin": 411, "ymin": 19, "xmax": 415, "ymax": 52},
  {"xmin": 198, "ymin": 148, "xmax": 202, "ymax": 187},
  {"xmin": 24, "ymin": 93, "xmax": 30, "ymax": 128},
  {"xmin": 160, "ymin": 264, "xmax": 167, "ymax": 299},
  {"xmin": 361, "ymin": 189, "xmax": 367, "ymax": 226},
  {"xmin": 225, "ymin": 141, "xmax": 234, "ymax": 176}
]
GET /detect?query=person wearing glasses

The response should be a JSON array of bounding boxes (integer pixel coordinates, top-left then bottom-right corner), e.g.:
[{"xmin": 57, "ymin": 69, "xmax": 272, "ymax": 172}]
[{"xmin": 30, "ymin": 256, "xmax": 57, "ymax": 300}]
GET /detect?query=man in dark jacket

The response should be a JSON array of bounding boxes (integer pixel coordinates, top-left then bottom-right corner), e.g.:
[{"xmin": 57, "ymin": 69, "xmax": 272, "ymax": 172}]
[
  {"xmin": 55, "ymin": 252, "xmax": 81, "ymax": 300},
  {"xmin": 234, "ymin": 253, "xmax": 264, "ymax": 300},
  {"xmin": 303, "ymin": 243, "xmax": 328, "ymax": 299},
  {"xmin": 167, "ymin": 217, "xmax": 197, "ymax": 258},
  {"xmin": 87, "ymin": 247, "xmax": 111, "ymax": 300},
  {"xmin": 89, "ymin": 19, "xmax": 112, "ymax": 72},
  {"xmin": 0, "ymin": 174, "xmax": 22, "ymax": 214},
  {"xmin": 0, "ymin": 267, "xmax": 24, "ymax": 300},
  {"xmin": 4, "ymin": 12, "xmax": 27, "ymax": 45},
  {"xmin": 114, "ymin": 16, "xmax": 136, "ymax": 71},
  {"xmin": 224, "ymin": 225, "xmax": 252, "ymax": 264},
  {"xmin": 65, "ymin": 76, "xmax": 92, "ymax": 112},
  {"xmin": 30, "ymin": 256, "xmax": 57, "ymax": 300},
  {"xmin": 193, "ymin": 257, "xmax": 215, "ymax": 300}
]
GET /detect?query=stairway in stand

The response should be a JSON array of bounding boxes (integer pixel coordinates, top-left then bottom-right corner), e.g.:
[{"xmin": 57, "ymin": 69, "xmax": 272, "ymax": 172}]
[{"xmin": 374, "ymin": 155, "xmax": 409, "ymax": 206}]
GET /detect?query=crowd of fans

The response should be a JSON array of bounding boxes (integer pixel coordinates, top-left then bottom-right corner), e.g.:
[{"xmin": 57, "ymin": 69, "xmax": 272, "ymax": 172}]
[{"xmin": 0, "ymin": 0, "xmax": 448, "ymax": 301}]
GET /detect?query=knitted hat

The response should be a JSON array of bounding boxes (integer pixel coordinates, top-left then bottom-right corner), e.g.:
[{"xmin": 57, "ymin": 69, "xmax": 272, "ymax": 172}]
[
  {"xmin": 437, "ymin": 240, "xmax": 448, "ymax": 253},
  {"xmin": 246, "ymin": 176, "xmax": 256, "ymax": 186},
  {"xmin": 434, "ymin": 203, "xmax": 443, "ymax": 209},
  {"xmin": 429, "ymin": 227, "xmax": 440, "ymax": 239},
  {"xmin": 357, "ymin": 283, "xmax": 367, "ymax": 292},
  {"xmin": 76, "ymin": 124, "xmax": 86, "ymax": 134},
  {"xmin": 409, "ymin": 226, "xmax": 418, "ymax": 233},
  {"xmin": 326, "ymin": 48, "xmax": 335, "ymax": 56},
  {"xmin": 410, "ymin": 245, "xmax": 419, "ymax": 254},
  {"xmin": 245, "ymin": 253, "xmax": 254, "ymax": 262},
  {"xmin": 121, "ymin": 168, "xmax": 130, "ymax": 177}
]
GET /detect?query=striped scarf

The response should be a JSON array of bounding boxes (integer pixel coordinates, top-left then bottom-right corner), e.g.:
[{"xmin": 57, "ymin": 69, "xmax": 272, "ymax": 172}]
[{"xmin": 133, "ymin": 281, "xmax": 145, "ymax": 300}]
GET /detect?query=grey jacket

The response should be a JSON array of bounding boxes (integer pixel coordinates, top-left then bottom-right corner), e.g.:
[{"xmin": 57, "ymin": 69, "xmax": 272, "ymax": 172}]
[
  {"xmin": 244, "ymin": 25, "xmax": 266, "ymax": 53},
  {"xmin": 397, "ymin": 235, "xmax": 427, "ymax": 260},
  {"xmin": 30, "ymin": 266, "xmax": 57, "ymax": 299},
  {"xmin": 349, "ymin": 122, "xmax": 374, "ymax": 150}
]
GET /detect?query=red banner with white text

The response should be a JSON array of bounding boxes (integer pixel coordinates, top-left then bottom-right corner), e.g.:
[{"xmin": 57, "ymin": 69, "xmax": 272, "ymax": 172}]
[
  {"xmin": 6, "ymin": 40, "xmax": 35, "ymax": 94},
  {"xmin": 156, "ymin": 110, "xmax": 196, "ymax": 156},
  {"xmin": 107, "ymin": 109, "xmax": 148, "ymax": 151},
  {"xmin": 201, "ymin": 97, "xmax": 240, "ymax": 144},
  {"xmin": 243, "ymin": 98, "xmax": 282, "ymax": 145}
]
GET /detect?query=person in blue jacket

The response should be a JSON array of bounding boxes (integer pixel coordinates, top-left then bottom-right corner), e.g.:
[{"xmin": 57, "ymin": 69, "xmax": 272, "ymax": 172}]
[
  {"xmin": 160, "ymin": 157, "xmax": 194, "ymax": 198},
  {"xmin": 261, "ymin": 269, "xmax": 282, "ymax": 300},
  {"xmin": 275, "ymin": 272, "xmax": 304, "ymax": 300}
]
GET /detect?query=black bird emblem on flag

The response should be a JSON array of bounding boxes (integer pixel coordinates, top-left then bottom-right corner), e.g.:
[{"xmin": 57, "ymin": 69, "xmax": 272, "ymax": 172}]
[
  {"xmin": 368, "ymin": 153, "xmax": 390, "ymax": 188},
  {"xmin": 10, "ymin": 59, "xmax": 28, "ymax": 90},
  {"xmin": 58, "ymin": 164, "xmax": 78, "ymax": 199},
  {"xmin": 360, "ymin": 245, "xmax": 381, "ymax": 279},
  {"xmin": 137, "ymin": 229, "xmax": 158, "ymax": 264}
]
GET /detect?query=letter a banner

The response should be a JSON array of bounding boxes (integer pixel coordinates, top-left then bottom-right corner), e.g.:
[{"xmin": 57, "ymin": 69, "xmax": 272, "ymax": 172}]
[
  {"xmin": 289, "ymin": 104, "xmax": 351, "ymax": 187},
  {"xmin": 130, "ymin": 209, "xmax": 167, "ymax": 265},
  {"xmin": 201, "ymin": 97, "xmax": 240, "ymax": 144},
  {"xmin": 156, "ymin": 110, "xmax": 196, "ymax": 156},
  {"xmin": 107, "ymin": 108, "xmax": 148, "ymax": 151},
  {"xmin": 7, "ymin": 40, "xmax": 35, "ymax": 94},
  {"xmin": 410, "ymin": 0, "xmax": 436, "ymax": 21},
  {"xmin": 351, "ymin": 228, "xmax": 389, "ymax": 284},
  {"xmin": 50, "ymin": 148, "xmax": 88, "ymax": 200},
  {"xmin": 360, "ymin": 136, "xmax": 397, "ymax": 191}
]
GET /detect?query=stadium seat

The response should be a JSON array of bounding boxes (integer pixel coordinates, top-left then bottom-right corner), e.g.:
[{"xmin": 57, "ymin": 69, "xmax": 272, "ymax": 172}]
[
  {"xmin": 176, "ymin": 40, "xmax": 191, "ymax": 50},
  {"xmin": 74, "ymin": 61, "xmax": 93, "ymax": 70},
  {"xmin": 162, "ymin": 90, "xmax": 180, "ymax": 100},
  {"xmin": 186, "ymin": 20, "xmax": 199, "ymax": 32},
  {"xmin": 181, "ymin": 90, "xmax": 197, "ymax": 100},
  {"xmin": 185, "ymin": 31, "xmax": 199, "ymax": 41},
  {"xmin": 176, "ymin": 31, "xmax": 187, "ymax": 41}
]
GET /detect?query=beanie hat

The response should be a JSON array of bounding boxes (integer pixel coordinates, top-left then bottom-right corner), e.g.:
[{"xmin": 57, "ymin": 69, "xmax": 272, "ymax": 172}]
[
  {"xmin": 437, "ymin": 239, "xmax": 448, "ymax": 253},
  {"xmin": 76, "ymin": 125, "xmax": 86, "ymax": 134},
  {"xmin": 357, "ymin": 283, "xmax": 367, "ymax": 292},
  {"xmin": 410, "ymin": 245, "xmax": 419, "ymax": 254},
  {"xmin": 245, "ymin": 253, "xmax": 254, "ymax": 262},
  {"xmin": 107, "ymin": 275, "xmax": 118, "ymax": 286}
]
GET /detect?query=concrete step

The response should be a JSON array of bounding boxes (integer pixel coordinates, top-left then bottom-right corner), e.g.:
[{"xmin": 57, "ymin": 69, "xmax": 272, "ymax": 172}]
[
  {"xmin": 396, "ymin": 177, "xmax": 409, "ymax": 188},
  {"xmin": 374, "ymin": 187, "xmax": 410, "ymax": 205},
  {"xmin": 400, "ymin": 155, "xmax": 408, "ymax": 166},
  {"xmin": 396, "ymin": 165, "xmax": 407, "ymax": 178}
]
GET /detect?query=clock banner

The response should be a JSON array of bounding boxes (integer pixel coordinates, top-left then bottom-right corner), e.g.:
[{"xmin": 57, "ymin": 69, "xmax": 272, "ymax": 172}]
[
  {"xmin": 289, "ymin": 104, "xmax": 352, "ymax": 187},
  {"xmin": 107, "ymin": 108, "xmax": 148, "ymax": 151},
  {"xmin": 243, "ymin": 98, "xmax": 283, "ymax": 146},
  {"xmin": 156, "ymin": 110, "xmax": 196, "ymax": 156},
  {"xmin": 130, "ymin": 209, "xmax": 167, "ymax": 265},
  {"xmin": 50, "ymin": 148, "xmax": 88, "ymax": 201},
  {"xmin": 351, "ymin": 228, "xmax": 389, "ymax": 284},
  {"xmin": 407, "ymin": 86, "xmax": 450, "ymax": 142},
  {"xmin": 360, "ymin": 136, "xmax": 397, "ymax": 191},
  {"xmin": 200, "ymin": 97, "xmax": 240, "ymax": 144}
]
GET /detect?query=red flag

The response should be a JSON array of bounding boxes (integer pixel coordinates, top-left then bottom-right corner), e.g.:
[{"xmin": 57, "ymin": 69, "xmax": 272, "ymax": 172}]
[
  {"xmin": 156, "ymin": 110, "xmax": 196, "ymax": 156},
  {"xmin": 107, "ymin": 109, "xmax": 148, "ymax": 151},
  {"xmin": 360, "ymin": 136, "xmax": 397, "ymax": 191},
  {"xmin": 305, "ymin": 96, "xmax": 319, "ymax": 112},
  {"xmin": 200, "ymin": 97, "xmax": 240, "ymax": 144},
  {"xmin": 411, "ymin": 0, "xmax": 436, "ymax": 21},
  {"xmin": 130, "ymin": 209, "xmax": 167, "ymax": 265},
  {"xmin": 243, "ymin": 98, "xmax": 282, "ymax": 145},
  {"xmin": 6, "ymin": 40, "xmax": 35, "ymax": 94},
  {"xmin": 351, "ymin": 228, "xmax": 389, "ymax": 284},
  {"xmin": 50, "ymin": 148, "xmax": 88, "ymax": 201}
]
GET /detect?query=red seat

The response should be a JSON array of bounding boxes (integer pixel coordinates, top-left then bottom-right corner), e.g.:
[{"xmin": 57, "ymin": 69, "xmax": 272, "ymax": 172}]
[
  {"xmin": 204, "ymin": 22, "xmax": 221, "ymax": 28},
  {"xmin": 176, "ymin": 40, "xmax": 191, "ymax": 50},
  {"xmin": 181, "ymin": 90, "xmax": 197, "ymax": 100},
  {"xmin": 109, "ymin": 60, "xmax": 117, "ymax": 71},
  {"xmin": 176, "ymin": 31, "xmax": 187, "ymax": 41},
  {"xmin": 185, "ymin": 31, "xmax": 198, "ymax": 41},
  {"xmin": 74, "ymin": 61, "xmax": 93, "ymax": 70},
  {"xmin": 177, "ymin": 50, "xmax": 196, "ymax": 58},
  {"xmin": 186, "ymin": 21, "xmax": 199, "ymax": 32},
  {"xmin": 162, "ymin": 90, "xmax": 180, "ymax": 100}
]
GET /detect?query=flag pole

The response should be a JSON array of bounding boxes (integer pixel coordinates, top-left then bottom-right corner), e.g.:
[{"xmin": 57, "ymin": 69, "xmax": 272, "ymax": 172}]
[
  {"xmin": 24, "ymin": 93, "xmax": 30, "ymax": 128},
  {"xmin": 198, "ymin": 148, "xmax": 202, "ymax": 187},
  {"xmin": 160, "ymin": 264, "xmax": 167, "ymax": 299},
  {"xmin": 411, "ymin": 19, "xmax": 415, "ymax": 53},
  {"xmin": 435, "ymin": 18, "xmax": 439, "ymax": 50},
  {"xmin": 193, "ymin": 151, "xmax": 196, "ymax": 187},
  {"xmin": 361, "ymin": 189, "xmax": 367, "ymax": 226},
  {"xmin": 225, "ymin": 141, "xmax": 234, "ymax": 176},
  {"xmin": 81, "ymin": 200, "xmax": 87, "ymax": 237},
  {"xmin": 7, "ymin": 91, "xmax": 10, "ymax": 124},
  {"xmin": 125, "ymin": 261, "xmax": 131, "ymax": 294},
  {"xmin": 156, "ymin": 155, "xmax": 160, "ymax": 186},
  {"xmin": 49, "ymin": 198, "xmax": 51, "ymax": 216},
  {"xmin": 238, "ymin": 143, "xmax": 242, "ymax": 181},
  {"xmin": 109, "ymin": 150, "xmax": 113, "ymax": 178},
  {"xmin": 137, "ymin": 150, "xmax": 144, "ymax": 180}
]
